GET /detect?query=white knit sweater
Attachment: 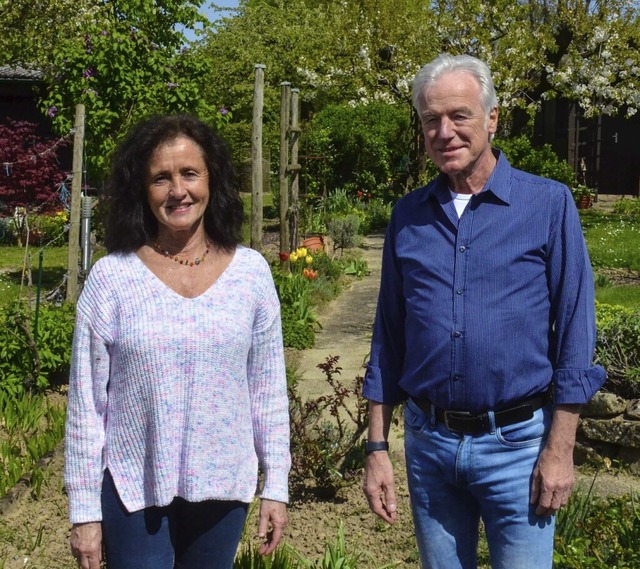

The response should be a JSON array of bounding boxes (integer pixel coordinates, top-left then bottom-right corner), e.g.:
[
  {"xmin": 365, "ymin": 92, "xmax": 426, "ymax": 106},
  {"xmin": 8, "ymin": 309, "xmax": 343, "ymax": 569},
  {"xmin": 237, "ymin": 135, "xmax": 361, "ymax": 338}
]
[{"xmin": 64, "ymin": 246, "xmax": 290, "ymax": 524}]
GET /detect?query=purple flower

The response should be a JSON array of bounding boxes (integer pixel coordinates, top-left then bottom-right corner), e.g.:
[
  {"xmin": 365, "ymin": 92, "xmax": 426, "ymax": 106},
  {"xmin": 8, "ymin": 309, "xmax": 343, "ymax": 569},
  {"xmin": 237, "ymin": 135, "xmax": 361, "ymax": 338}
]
[
  {"xmin": 166, "ymin": 82, "xmax": 178, "ymax": 89},
  {"xmin": 219, "ymin": 107, "xmax": 229, "ymax": 116},
  {"xmin": 48, "ymin": 106, "xmax": 58, "ymax": 118},
  {"xmin": 101, "ymin": 30, "xmax": 108, "ymax": 36},
  {"xmin": 82, "ymin": 67, "xmax": 96, "ymax": 79}
]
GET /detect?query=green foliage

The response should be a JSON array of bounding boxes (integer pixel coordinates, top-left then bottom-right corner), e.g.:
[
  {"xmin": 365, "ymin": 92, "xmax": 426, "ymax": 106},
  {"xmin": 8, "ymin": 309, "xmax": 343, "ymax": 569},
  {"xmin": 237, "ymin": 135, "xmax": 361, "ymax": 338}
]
[
  {"xmin": 0, "ymin": 390, "xmax": 66, "ymax": 498},
  {"xmin": 612, "ymin": 198, "xmax": 640, "ymax": 217},
  {"xmin": 494, "ymin": 135, "xmax": 577, "ymax": 187},
  {"xmin": 41, "ymin": 0, "xmax": 214, "ymax": 179},
  {"xmin": 554, "ymin": 486, "xmax": 640, "ymax": 568},
  {"xmin": 288, "ymin": 356, "xmax": 368, "ymax": 497},
  {"xmin": 234, "ymin": 542, "xmax": 303, "ymax": 569},
  {"xmin": 30, "ymin": 211, "xmax": 69, "ymax": 246},
  {"xmin": 327, "ymin": 215, "xmax": 361, "ymax": 252},
  {"xmin": 594, "ymin": 302, "xmax": 640, "ymax": 398},
  {"xmin": 0, "ymin": 301, "xmax": 75, "ymax": 395},
  {"xmin": 303, "ymin": 103, "xmax": 411, "ymax": 201}
]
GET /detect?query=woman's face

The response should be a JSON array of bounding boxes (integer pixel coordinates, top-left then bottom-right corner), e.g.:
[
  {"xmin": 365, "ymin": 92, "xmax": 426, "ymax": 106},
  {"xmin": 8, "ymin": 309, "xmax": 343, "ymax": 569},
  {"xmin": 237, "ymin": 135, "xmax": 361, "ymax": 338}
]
[{"xmin": 146, "ymin": 136, "xmax": 210, "ymax": 238}]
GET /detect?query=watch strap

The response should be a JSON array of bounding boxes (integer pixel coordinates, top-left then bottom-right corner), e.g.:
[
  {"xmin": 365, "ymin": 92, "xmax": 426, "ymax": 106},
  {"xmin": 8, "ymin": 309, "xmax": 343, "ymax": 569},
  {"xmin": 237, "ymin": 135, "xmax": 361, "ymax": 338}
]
[{"xmin": 364, "ymin": 439, "xmax": 389, "ymax": 455}]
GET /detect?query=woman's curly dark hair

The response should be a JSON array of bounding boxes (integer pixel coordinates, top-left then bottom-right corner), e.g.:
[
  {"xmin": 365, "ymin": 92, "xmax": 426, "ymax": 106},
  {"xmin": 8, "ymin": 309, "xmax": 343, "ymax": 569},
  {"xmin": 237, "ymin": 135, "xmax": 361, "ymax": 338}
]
[{"xmin": 104, "ymin": 114, "xmax": 244, "ymax": 253}]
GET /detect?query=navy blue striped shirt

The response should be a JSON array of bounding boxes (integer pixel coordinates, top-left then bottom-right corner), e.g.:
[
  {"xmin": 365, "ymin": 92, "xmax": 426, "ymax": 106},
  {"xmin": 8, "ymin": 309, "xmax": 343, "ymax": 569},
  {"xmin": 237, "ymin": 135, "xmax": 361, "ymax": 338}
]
[{"xmin": 363, "ymin": 151, "xmax": 606, "ymax": 412}]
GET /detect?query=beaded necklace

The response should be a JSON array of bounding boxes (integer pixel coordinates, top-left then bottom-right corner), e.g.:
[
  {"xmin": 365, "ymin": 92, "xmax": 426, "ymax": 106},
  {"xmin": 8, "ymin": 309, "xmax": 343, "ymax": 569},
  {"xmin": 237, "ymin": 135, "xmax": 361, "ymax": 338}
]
[{"xmin": 153, "ymin": 241, "xmax": 210, "ymax": 267}]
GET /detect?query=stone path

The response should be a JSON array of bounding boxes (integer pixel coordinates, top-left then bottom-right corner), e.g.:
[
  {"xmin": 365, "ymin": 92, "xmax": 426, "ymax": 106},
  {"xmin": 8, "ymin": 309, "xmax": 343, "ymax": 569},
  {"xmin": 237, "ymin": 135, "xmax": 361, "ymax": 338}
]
[{"xmin": 295, "ymin": 234, "xmax": 384, "ymax": 399}]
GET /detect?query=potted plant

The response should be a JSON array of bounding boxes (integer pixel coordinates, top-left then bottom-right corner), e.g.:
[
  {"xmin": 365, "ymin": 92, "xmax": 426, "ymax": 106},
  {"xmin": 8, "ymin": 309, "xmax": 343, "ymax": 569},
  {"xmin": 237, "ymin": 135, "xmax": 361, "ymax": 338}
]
[{"xmin": 573, "ymin": 184, "xmax": 595, "ymax": 210}]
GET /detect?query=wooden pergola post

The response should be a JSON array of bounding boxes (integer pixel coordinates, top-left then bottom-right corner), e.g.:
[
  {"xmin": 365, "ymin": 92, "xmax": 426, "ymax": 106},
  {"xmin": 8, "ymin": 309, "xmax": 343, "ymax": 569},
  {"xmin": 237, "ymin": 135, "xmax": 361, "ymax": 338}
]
[
  {"xmin": 279, "ymin": 81, "xmax": 291, "ymax": 269},
  {"xmin": 251, "ymin": 64, "xmax": 266, "ymax": 252}
]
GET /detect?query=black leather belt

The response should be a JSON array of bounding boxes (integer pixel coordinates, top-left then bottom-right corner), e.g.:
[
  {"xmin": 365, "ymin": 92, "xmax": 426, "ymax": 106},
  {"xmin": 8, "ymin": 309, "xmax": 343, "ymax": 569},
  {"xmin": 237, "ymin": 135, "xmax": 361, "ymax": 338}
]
[{"xmin": 410, "ymin": 393, "xmax": 549, "ymax": 435}]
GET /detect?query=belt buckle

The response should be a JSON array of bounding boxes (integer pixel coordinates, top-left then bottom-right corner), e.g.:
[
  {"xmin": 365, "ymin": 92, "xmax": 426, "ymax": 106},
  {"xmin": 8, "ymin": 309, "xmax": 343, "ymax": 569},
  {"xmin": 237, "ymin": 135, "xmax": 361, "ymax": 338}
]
[{"xmin": 443, "ymin": 410, "xmax": 473, "ymax": 432}]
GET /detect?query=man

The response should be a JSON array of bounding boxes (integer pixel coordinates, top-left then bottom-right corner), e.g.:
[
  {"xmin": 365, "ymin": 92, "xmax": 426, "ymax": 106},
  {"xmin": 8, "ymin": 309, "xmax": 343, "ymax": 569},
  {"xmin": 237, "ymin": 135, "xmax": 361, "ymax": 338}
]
[{"xmin": 362, "ymin": 53, "xmax": 606, "ymax": 569}]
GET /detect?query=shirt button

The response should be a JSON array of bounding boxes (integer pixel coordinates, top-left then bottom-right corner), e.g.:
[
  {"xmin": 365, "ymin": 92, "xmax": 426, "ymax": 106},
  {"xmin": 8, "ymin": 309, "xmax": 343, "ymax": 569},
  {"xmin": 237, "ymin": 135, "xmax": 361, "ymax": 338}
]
[
  {"xmin": 453, "ymin": 331, "xmax": 462, "ymax": 338},
  {"xmin": 459, "ymin": 246, "xmax": 466, "ymax": 252},
  {"xmin": 453, "ymin": 374, "xmax": 462, "ymax": 381},
  {"xmin": 456, "ymin": 288, "xmax": 463, "ymax": 295}
]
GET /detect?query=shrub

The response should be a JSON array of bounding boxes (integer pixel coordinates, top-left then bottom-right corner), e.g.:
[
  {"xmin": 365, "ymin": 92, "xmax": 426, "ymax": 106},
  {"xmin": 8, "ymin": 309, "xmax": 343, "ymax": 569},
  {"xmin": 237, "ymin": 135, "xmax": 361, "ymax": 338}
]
[
  {"xmin": 31, "ymin": 210, "xmax": 69, "ymax": 245},
  {"xmin": 327, "ymin": 215, "xmax": 361, "ymax": 252},
  {"xmin": 0, "ymin": 120, "xmax": 70, "ymax": 213},
  {"xmin": 288, "ymin": 356, "xmax": 368, "ymax": 498},
  {"xmin": 554, "ymin": 484, "xmax": 640, "ymax": 568},
  {"xmin": 494, "ymin": 135, "xmax": 577, "ymax": 188},
  {"xmin": 595, "ymin": 302, "xmax": 640, "ymax": 398},
  {"xmin": 302, "ymin": 102, "xmax": 411, "ymax": 202},
  {"xmin": 612, "ymin": 198, "xmax": 640, "ymax": 217},
  {"xmin": 0, "ymin": 301, "xmax": 75, "ymax": 395}
]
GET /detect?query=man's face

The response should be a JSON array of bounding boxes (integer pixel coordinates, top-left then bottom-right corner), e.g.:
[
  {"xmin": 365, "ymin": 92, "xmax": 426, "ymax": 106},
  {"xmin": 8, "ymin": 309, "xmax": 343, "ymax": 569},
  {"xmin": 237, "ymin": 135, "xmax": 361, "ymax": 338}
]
[{"xmin": 418, "ymin": 70, "xmax": 498, "ymax": 178}]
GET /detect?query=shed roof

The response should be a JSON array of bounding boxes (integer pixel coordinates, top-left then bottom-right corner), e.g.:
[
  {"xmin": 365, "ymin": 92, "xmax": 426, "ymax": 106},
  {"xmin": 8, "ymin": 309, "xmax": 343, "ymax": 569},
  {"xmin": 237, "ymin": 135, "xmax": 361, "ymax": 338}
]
[{"xmin": 0, "ymin": 65, "xmax": 44, "ymax": 81}]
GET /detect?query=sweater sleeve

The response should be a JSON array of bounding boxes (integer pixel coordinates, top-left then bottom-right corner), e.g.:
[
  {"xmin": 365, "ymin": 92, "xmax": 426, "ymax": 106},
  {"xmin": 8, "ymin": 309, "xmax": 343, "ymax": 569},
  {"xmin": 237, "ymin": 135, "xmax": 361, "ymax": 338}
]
[
  {"xmin": 64, "ymin": 269, "xmax": 112, "ymax": 523},
  {"xmin": 247, "ymin": 260, "xmax": 290, "ymax": 503}
]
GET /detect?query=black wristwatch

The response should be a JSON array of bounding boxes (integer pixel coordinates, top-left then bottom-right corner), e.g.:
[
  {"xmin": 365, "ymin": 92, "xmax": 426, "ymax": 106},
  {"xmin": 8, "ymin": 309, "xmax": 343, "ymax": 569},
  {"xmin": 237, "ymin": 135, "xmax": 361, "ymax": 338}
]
[{"xmin": 364, "ymin": 439, "xmax": 389, "ymax": 455}]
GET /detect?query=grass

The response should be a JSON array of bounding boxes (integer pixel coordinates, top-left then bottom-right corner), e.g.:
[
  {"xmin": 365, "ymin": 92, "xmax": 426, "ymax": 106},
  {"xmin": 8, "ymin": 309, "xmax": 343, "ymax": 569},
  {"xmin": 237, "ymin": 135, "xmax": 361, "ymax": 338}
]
[
  {"xmin": 580, "ymin": 211, "xmax": 640, "ymax": 272},
  {"xmin": 0, "ymin": 246, "xmax": 68, "ymax": 307}
]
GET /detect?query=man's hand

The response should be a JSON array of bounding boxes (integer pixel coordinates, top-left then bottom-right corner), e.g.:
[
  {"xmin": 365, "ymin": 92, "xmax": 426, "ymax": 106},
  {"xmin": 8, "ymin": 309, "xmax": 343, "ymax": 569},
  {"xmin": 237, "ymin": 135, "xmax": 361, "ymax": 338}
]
[
  {"xmin": 257, "ymin": 499, "xmax": 287, "ymax": 556},
  {"xmin": 363, "ymin": 451, "xmax": 398, "ymax": 524},
  {"xmin": 530, "ymin": 404, "xmax": 581, "ymax": 516},
  {"xmin": 70, "ymin": 521, "xmax": 102, "ymax": 569}
]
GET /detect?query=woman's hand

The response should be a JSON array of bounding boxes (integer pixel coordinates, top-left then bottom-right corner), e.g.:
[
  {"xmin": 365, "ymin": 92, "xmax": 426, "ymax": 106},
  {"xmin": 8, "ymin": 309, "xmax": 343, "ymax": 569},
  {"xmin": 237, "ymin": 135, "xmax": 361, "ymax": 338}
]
[
  {"xmin": 257, "ymin": 499, "xmax": 287, "ymax": 556},
  {"xmin": 70, "ymin": 522, "xmax": 102, "ymax": 569}
]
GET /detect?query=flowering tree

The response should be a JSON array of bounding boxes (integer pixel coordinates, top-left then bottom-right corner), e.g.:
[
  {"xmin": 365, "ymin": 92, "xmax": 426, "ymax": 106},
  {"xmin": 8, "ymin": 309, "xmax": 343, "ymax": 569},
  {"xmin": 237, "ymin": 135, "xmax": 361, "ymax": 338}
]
[
  {"xmin": 0, "ymin": 119, "xmax": 70, "ymax": 215},
  {"xmin": 40, "ymin": 0, "xmax": 214, "ymax": 179}
]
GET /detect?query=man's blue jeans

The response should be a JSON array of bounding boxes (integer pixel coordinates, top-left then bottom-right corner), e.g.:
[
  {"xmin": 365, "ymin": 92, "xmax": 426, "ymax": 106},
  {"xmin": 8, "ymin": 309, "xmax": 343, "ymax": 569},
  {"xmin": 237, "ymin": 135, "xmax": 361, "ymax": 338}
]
[
  {"xmin": 101, "ymin": 469, "xmax": 248, "ymax": 569},
  {"xmin": 404, "ymin": 398, "xmax": 555, "ymax": 569}
]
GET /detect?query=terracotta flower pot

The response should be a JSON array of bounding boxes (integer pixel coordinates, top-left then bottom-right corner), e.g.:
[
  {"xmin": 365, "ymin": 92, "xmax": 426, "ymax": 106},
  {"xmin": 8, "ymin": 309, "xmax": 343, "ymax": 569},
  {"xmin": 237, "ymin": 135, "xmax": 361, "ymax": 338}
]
[{"xmin": 302, "ymin": 235, "xmax": 324, "ymax": 252}]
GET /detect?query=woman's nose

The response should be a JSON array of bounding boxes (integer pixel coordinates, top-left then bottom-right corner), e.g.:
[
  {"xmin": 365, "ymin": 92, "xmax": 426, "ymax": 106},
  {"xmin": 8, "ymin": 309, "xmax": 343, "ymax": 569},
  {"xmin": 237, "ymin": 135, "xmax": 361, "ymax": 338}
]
[{"xmin": 168, "ymin": 177, "xmax": 187, "ymax": 198}]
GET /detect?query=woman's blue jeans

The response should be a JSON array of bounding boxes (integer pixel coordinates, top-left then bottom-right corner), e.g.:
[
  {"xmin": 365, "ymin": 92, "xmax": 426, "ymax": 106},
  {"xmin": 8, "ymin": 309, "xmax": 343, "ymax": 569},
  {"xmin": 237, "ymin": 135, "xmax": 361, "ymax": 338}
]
[
  {"xmin": 404, "ymin": 398, "xmax": 555, "ymax": 569},
  {"xmin": 101, "ymin": 470, "xmax": 248, "ymax": 569}
]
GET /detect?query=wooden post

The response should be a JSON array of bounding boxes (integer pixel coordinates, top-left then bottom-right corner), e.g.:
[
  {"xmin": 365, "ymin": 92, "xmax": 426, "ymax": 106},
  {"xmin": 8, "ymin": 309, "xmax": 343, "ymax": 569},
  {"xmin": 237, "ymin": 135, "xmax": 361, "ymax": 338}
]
[
  {"xmin": 66, "ymin": 104, "xmax": 85, "ymax": 304},
  {"xmin": 289, "ymin": 88, "xmax": 301, "ymax": 250},
  {"xmin": 251, "ymin": 64, "xmax": 266, "ymax": 252},
  {"xmin": 279, "ymin": 82, "xmax": 291, "ymax": 269}
]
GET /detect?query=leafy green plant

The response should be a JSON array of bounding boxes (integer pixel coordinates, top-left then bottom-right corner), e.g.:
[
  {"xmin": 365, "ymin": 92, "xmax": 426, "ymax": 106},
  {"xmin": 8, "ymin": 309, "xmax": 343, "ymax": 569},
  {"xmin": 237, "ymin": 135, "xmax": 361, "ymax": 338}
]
[
  {"xmin": 288, "ymin": 356, "xmax": 368, "ymax": 497},
  {"xmin": 0, "ymin": 391, "xmax": 66, "ymax": 498},
  {"xmin": 301, "ymin": 102, "xmax": 411, "ymax": 203},
  {"xmin": 343, "ymin": 258, "xmax": 369, "ymax": 278},
  {"xmin": 494, "ymin": 135, "xmax": 577, "ymax": 187},
  {"xmin": 612, "ymin": 198, "xmax": 640, "ymax": 217},
  {"xmin": 554, "ymin": 488, "xmax": 640, "ymax": 568},
  {"xmin": 0, "ymin": 301, "xmax": 75, "ymax": 395},
  {"xmin": 327, "ymin": 215, "xmax": 361, "ymax": 253},
  {"xmin": 595, "ymin": 301, "xmax": 640, "ymax": 398}
]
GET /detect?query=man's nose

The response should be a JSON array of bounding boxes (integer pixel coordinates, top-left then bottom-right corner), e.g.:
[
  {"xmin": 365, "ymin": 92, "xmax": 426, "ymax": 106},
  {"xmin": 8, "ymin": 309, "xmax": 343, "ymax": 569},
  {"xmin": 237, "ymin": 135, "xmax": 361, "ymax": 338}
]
[{"xmin": 437, "ymin": 117, "xmax": 455, "ymax": 139}]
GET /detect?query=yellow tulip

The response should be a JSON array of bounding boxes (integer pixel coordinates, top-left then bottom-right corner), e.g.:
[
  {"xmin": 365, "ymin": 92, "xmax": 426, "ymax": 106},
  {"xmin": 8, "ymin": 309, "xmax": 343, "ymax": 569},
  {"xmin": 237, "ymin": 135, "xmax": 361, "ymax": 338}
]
[
  {"xmin": 305, "ymin": 255, "xmax": 313, "ymax": 265},
  {"xmin": 297, "ymin": 247, "xmax": 308, "ymax": 257},
  {"xmin": 289, "ymin": 253, "xmax": 299, "ymax": 263}
]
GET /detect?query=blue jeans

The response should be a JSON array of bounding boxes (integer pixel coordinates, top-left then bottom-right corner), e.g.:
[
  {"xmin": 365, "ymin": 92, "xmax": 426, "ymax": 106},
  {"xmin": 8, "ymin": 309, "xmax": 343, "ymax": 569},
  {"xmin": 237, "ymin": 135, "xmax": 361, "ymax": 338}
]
[
  {"xmin": 101, "ymin": 470, "xmax": 249, "ymax": 569},
  {"xmin": 404, "ymin": 398, "xmax": 555, "ymax": 569}
]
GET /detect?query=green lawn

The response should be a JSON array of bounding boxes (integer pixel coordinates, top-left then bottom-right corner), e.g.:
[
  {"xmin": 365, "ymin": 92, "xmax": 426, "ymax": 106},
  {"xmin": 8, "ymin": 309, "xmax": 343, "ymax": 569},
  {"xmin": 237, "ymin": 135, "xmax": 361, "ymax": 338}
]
[{"xmin": 0, "ymin": 245, "xmax": 68, "ymax": 305}]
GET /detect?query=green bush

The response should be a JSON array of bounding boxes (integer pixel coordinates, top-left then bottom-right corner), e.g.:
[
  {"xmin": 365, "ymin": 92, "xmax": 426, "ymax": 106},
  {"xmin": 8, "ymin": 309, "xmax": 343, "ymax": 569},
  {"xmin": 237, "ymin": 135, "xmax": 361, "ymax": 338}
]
[
  {"xmin": 612, "ymin": 198, "xmax": 640, "ymax": 217},
  {"xmin": 0, "ymin": 217, "xmax": 18, "ymax": 245},
  {"xmin": 302, "ymin": 102, "xmax": 411, "ymax": 201},
  {"xmin": 31, "ymin": 211, "xmax": 69, "ymax": 245},
  {"xmin": 554, "ymin": 487, "xmax": 640, "ymax": 568},
  {"xmin": 327, "ymin": 215, "xmax": 361, "ymax": 251},
  {"xmin": 494, "ymin": 135, "xmax": 577, "ymax": 188},
  {"xmin": 0, "ymin": 301, "xmax": 75, "ymax": 395},
  {"xmin": 595, "ymin": 302, "xmax": 640, "ymax": 398}
]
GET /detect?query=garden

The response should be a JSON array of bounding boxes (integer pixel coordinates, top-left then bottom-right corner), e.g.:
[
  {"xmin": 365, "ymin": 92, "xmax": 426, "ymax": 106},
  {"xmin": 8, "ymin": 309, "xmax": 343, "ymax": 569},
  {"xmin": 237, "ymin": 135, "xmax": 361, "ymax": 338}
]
[{"xmin": 3, "ymin": 0, "xmax": 640, "ymax": 567}]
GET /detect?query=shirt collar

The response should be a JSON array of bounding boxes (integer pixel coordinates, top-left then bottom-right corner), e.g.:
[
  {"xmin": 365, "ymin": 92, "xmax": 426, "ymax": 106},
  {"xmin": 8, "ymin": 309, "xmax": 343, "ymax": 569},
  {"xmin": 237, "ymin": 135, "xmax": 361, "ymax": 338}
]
[{"xmin": 418, "ymin": 149, "xmax": 513, "ymax": 206}]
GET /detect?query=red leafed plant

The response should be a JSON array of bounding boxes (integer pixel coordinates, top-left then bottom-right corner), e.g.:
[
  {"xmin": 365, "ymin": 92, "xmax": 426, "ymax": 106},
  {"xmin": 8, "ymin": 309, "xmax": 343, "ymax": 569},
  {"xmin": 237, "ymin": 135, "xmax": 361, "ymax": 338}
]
[{"xmin": 0, "ymin": 119, "xmax": 70, "ymax": 216}]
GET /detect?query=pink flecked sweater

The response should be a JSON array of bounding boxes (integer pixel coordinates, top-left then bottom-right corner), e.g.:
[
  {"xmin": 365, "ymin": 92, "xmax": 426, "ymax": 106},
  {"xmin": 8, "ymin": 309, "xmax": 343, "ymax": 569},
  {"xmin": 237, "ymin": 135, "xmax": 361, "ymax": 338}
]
[{"xmin": 64, "ymin": 246, "xmax": 290, "ymax": 524}]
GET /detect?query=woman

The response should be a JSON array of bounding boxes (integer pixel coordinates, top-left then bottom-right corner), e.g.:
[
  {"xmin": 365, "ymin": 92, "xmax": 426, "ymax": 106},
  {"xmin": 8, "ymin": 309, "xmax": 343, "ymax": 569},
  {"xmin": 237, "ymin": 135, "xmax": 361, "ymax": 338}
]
[{"xmin": 65, "ymin": 115, "xmax": 290, "ymax": 569}]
